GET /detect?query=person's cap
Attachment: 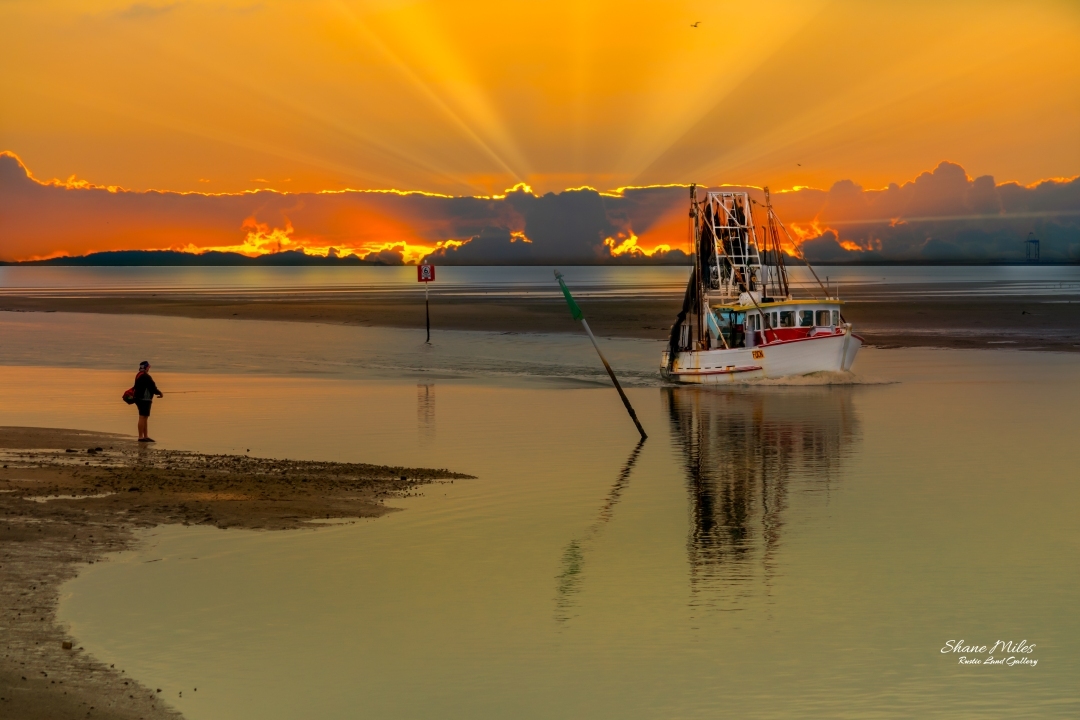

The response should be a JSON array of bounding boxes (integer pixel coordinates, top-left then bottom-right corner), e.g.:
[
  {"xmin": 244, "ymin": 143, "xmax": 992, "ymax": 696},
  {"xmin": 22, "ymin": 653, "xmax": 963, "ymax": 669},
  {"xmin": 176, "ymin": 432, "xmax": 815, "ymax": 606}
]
[{"xmin": 139, "ymin": 361, "xmax": 150, "ymax": 369}]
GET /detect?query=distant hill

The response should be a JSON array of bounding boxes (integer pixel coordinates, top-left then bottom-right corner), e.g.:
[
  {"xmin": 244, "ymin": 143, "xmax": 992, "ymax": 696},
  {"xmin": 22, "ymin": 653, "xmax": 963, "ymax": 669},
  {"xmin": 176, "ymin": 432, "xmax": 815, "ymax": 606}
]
[
  {"xmin": 1, "ymin": 250, "xmax": 390, "ymax": 266},
  {"xmin": 2, "ymin": 249, "xmax": 1075, "ymax": 268}
]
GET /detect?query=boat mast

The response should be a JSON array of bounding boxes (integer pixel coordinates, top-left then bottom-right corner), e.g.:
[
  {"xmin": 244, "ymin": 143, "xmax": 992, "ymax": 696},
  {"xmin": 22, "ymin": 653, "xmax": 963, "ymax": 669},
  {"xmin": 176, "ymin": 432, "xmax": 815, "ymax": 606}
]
[
  {"xmin": 763, "ymin": 187, "xmax": 790, "ymax": 299},
  {"xmin": 766, "ymin": 201, "xmax": 831, "ymax": 300},
  {"xmin": 690, "ymin": 184, "xmax": 700, "ymax": 349},
  {"xmin": 691, "ymin": 184, "xmax": 709, "ymax": 350},
  {"xmin": 665, "ymin": 184, "xmax": 706, "ymax": 364}
]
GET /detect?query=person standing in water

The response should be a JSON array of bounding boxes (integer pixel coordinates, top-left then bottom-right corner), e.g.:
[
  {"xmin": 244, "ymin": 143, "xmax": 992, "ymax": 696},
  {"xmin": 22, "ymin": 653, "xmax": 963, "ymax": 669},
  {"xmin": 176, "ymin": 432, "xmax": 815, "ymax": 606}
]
[{"xmin": 133, "ymin": 360, "xmax": 164, "ymax": 442}]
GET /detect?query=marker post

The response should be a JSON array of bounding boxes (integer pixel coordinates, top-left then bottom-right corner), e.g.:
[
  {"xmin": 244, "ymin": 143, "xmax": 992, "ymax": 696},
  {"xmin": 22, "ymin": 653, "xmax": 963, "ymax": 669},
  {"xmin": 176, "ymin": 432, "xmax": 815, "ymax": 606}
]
[
  {"xmin": 555, "ymin": 270, "xmax": 647, "ymax": 440},
  {"xmin": 418, "ymin": 262, "xmax": 435, "ymax": 343}
]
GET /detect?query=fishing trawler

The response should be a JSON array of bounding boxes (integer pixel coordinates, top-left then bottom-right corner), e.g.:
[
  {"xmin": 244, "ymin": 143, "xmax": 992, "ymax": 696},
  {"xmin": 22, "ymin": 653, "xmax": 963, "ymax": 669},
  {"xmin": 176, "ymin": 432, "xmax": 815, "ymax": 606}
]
[{"xmin": 661, "ymin": 186, "xmax": 862, "ymax": 383}]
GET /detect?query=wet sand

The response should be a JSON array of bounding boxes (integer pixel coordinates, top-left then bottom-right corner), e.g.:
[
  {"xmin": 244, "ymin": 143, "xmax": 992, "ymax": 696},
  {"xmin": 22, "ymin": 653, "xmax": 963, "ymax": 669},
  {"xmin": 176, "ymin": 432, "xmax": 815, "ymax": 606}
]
[
  {"xmin": 843, "ymin": 299, "xmax": 1080, "ymax": 351},
  {"xmin": 0, "ymin": 427, "xmax": 470, "ymax": 720},
  {"xmin": 3, "ymin": 293, "xmax": 1080, "ymax": 351}
]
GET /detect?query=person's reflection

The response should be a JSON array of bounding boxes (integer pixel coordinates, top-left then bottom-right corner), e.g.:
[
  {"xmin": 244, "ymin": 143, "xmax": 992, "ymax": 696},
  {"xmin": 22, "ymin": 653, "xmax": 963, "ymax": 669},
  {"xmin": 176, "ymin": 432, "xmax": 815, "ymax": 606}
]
[{"xmin": 664, "ymin": 387, "xmax": 859, "ymax": 609}]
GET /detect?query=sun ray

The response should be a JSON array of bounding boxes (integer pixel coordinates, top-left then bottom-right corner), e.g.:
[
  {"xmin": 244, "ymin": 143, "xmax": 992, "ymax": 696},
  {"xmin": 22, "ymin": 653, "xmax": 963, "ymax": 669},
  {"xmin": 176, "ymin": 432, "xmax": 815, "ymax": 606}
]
[
  {"xmin": 2, "ymin": 1, "xmax": 1077, "ymax": 194},
  {"xmin": 332, "ymin": 1, "xmax": 527, "ymax": 187}
]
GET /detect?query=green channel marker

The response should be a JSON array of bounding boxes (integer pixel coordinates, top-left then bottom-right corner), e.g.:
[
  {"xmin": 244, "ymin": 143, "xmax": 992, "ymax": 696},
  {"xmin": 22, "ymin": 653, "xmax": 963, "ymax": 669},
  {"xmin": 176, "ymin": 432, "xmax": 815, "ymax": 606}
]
[
  {"xmin": 557, "ymin": 272, "xmax": 584, "ymax": 321},
  {"xmin": 555, "ymin": 270, "xmax": 647, "ymax": 441}
]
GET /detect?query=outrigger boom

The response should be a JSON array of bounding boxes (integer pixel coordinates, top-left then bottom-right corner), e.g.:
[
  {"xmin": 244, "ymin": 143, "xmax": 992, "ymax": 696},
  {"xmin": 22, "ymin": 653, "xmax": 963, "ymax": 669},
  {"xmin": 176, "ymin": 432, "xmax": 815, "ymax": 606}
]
[{"xmin": 662, "ymin": 185, "xmax": 862, "ymax": 383}]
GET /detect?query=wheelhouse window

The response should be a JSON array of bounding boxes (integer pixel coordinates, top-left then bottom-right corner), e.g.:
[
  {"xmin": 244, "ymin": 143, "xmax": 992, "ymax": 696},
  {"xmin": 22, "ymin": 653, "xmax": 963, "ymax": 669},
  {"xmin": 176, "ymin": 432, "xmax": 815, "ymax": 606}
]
[
  {"xmin": 779, "ymin": 311, "xmax": 795, "ymax": 327},
  {"xmin": 799, "ymin": 310, "xmax": 814, "ymax": 327},
  {"xmin": 832, "ymin": 310, "xmax": 840, "ymax": 326},
  {"xmin": 816, "ymin": 310, "xmax": 831, "ymax": 326}
]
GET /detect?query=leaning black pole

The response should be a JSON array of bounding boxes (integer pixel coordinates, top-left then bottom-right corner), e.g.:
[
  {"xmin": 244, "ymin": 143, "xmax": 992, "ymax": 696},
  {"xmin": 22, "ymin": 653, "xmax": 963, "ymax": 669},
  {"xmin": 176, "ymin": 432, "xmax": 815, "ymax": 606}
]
[{"xmin": 555, "ymin": 270, "xmax": 647, "ymax": 440}]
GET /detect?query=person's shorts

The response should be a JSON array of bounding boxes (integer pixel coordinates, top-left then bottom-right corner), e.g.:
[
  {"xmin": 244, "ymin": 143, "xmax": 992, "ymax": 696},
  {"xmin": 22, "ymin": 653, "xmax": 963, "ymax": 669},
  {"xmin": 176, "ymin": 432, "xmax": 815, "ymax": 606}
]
[{"xmin": 135, "ymin": 400, "xmax": 152, "ymax": 417}]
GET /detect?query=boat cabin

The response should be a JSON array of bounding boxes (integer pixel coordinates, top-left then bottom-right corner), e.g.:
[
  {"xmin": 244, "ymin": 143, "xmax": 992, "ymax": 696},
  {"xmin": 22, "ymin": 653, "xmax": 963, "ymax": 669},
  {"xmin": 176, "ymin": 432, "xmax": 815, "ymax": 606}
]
[{"xmin": 712, "ymin": 299, "xmax": 844, "ymax": 349}]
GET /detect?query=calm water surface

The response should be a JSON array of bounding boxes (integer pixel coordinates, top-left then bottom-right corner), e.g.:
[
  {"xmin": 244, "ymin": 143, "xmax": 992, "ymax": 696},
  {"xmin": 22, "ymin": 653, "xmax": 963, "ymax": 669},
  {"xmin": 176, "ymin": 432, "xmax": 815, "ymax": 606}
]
[
  {"xmin": 3, "ymin": 264, "xmax": 1079, "ymax": 299},
  {"xmin": 0, "ymin": 313, "xmax": 1077, "ymax": 718}
]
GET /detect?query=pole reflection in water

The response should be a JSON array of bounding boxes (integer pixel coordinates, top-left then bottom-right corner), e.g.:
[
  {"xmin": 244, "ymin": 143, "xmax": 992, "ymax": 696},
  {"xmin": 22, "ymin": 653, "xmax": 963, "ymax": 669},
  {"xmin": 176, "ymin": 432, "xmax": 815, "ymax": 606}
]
[
  {"xmin": 417, "ymin": 383, "xmax": 435, "ymax": 445},
  {"xmin": 664, "ymin": 387, "xmax": 860, "ymax": 612},
  {"xmin": 554, "ymin": 440, "xmax": 646, "ymax": 622}
]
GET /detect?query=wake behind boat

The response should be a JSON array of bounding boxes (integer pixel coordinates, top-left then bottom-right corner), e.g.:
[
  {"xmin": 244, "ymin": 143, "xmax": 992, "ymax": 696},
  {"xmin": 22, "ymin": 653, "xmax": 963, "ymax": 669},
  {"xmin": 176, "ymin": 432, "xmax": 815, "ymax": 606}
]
[{"xmin": 662, "ymin": 186, "xmax": 862, "ymax": 383}]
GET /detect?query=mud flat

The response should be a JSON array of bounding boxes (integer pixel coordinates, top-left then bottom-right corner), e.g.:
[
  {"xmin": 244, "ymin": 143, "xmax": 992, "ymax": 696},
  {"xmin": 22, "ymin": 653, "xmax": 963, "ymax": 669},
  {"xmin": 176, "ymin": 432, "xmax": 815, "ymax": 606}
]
[
  {"xmin": 0, "ymin": 426, "xmax": 471, "ymax": 720},
  {"xmin": 2, "ymin": 293, "xmax": 1079, "ymax": 351}
]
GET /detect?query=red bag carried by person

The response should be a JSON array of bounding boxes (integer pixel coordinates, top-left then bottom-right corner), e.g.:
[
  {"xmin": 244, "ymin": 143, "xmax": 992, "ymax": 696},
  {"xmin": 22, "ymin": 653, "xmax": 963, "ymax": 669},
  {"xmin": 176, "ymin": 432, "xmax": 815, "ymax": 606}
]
[{"xmin": 123, "ymin": 369, "xmax": 145, "ymax": 405}]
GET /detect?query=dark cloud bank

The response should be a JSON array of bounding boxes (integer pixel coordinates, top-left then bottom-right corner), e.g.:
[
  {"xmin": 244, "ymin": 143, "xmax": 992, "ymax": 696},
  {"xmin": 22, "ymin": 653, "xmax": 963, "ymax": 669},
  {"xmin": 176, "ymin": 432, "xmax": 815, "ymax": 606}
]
[
  {"xmin": 1, "ymin": 153, "xmax": 1077, "ymax": 264},
  {"xmin": 788, "ymin": 162, "xmax": 1080, "ymax": 263},
  {"xmin": 424, "ymin": 186, "xmax": 692, "ymax": 265}
]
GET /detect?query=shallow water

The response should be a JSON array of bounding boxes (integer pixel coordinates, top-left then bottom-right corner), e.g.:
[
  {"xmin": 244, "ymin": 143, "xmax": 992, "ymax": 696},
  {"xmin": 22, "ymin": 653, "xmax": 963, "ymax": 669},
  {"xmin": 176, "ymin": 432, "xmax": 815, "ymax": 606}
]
[
  {"xmin": 0, "ymin": 311, "xmax": 665, "ymax": 387},
  {"xmin": 1, "ymin": 313, "xmax": 1078, "ymax": 718}
]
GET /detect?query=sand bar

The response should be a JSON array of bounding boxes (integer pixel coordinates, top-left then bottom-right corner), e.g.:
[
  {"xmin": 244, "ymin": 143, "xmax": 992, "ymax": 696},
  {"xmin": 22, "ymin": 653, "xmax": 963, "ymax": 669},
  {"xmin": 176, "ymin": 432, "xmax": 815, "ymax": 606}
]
[{"xmin": 0, "ymin": 426, "xmax": 471, "ymax": 720}]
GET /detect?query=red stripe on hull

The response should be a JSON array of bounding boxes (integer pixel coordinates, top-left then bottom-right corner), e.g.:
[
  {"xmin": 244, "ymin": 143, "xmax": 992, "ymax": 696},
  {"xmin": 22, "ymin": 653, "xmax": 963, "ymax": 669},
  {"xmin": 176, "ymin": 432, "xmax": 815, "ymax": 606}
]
[{"xmin": 668, "ymin": 365, "xmax": 762, "ymax": 377}]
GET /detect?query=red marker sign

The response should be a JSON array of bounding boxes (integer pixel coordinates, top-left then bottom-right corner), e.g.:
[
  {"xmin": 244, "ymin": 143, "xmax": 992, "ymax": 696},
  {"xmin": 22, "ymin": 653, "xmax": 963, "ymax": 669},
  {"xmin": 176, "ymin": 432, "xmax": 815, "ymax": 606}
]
[{"xmin": 418, "ymin": 264, "xmax": 435, "ymax": 343}]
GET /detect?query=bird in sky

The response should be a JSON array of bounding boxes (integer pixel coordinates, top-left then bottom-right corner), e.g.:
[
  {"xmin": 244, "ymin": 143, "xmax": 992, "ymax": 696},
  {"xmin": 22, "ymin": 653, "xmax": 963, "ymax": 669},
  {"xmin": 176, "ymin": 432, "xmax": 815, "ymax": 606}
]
[
  {"xmin": 797, "ymin": 163, "xmax": 802, "ymax": 166},
  {"xmin": 690, "ymin": 21, "xmax": 701, "ymax": 27}
]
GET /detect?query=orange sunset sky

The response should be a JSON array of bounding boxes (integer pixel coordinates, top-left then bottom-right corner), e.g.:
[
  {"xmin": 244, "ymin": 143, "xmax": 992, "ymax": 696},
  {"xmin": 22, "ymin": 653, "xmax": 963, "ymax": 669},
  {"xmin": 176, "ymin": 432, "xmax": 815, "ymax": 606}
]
[{"xmin": 1, "ymin": 0, "xmax": 1079, "ymax": 262}]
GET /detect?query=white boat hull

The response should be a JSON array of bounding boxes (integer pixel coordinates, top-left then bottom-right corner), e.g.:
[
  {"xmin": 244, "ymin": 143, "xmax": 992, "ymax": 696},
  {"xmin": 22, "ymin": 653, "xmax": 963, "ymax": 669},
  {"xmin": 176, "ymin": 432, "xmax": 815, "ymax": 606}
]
[{"xmin": 661, "ymin": 329, "xmax": 863, "ymax": 384}]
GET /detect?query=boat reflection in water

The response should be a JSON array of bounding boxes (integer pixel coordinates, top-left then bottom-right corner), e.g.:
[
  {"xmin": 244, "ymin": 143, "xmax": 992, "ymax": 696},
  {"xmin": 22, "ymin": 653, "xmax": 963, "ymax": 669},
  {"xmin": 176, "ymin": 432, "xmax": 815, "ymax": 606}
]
[{"xmin": 664, "ymin": 386, "xmax": 860, "ymax": 611}]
